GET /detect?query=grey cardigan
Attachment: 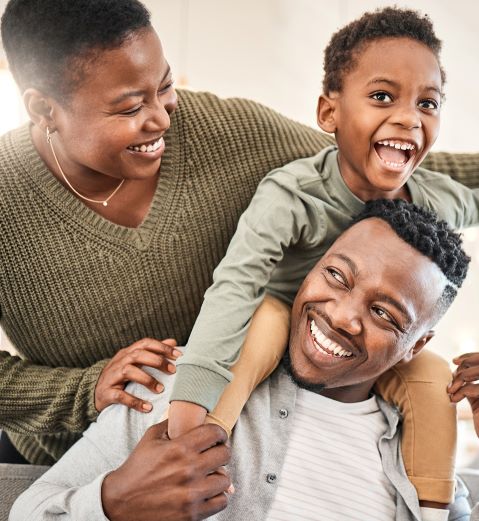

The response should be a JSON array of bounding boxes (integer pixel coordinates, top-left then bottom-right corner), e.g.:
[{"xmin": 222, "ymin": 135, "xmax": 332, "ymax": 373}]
[{"xmin": 10, "ymin": 367, "xmax": 471, "ymax": 521}]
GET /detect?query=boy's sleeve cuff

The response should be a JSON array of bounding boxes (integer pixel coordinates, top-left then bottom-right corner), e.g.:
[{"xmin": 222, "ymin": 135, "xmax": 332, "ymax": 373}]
[{"xmin": 169, "ymin": 364, "xmax": 231, "ymax": 412}]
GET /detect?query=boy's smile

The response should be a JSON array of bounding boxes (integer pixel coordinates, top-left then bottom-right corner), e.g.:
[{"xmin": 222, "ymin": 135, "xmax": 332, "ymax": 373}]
[{"xmin": 318, "ymin": 37, "xmax": 442, "ymax": 202}]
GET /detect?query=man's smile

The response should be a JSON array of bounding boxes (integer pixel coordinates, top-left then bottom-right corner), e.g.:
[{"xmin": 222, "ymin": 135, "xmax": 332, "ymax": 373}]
[{"xmin": 304, "ymin": 311, "xmax": 360, "ymax": 369}]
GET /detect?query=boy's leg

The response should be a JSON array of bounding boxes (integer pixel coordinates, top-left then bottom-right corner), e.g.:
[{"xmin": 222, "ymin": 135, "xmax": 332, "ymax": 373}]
[
  {"xmin": 375, "ymin": 349, "xmax": 456, "ymax": 504},
  {"xmin": 206, "ymin": 294, "xmax": 291, "ymax": 436}
]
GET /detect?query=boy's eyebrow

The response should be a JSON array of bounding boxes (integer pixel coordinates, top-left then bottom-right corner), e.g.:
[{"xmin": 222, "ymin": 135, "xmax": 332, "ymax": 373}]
[
  {"xmin": 110, "ymin": 65, "xmax": 172, "ymax": 105},
  {"xmin": 367, "ymin": 77, "xmax": 442, "ymax": 96}
]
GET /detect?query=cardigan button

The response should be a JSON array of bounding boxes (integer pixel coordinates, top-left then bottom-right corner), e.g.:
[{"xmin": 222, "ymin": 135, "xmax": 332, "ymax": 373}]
[
  {"xmin": 266, "ymin": 473, "xmax": 277, "ymax": 484},
  {"xmin": 279, "ymin": 408, "xmax": 288, "ymax": 419}
]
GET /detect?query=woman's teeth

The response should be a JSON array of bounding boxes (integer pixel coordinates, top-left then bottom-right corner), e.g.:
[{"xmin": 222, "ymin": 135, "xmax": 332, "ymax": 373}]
[
  {"xmin": 128, "ymin": 137, "xmax": 164, "ymax": 153},
  {"xmin": 310, "ymin": 319, "xmax": 353, "ymax": 358}
]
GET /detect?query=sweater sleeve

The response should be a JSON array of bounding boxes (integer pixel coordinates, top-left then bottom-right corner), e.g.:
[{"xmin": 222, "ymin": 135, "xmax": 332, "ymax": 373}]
[
  {"xmin": 0, "ymin": 350, "xmax": 108, "ymax": 434},
  {"xmin": 9, "ymin": 371, "xmax": 167, "ymax": 521},
  {"xmin": 171, "ymin": 171, "xmax": 323, "ymax": 411},
  {"xmin": 414, "ymin": 170, "xmax": 479, "ymax": 229},
  {"xmin": 422, "ymin": 151, "xmax": 479, "ymax": 189}
]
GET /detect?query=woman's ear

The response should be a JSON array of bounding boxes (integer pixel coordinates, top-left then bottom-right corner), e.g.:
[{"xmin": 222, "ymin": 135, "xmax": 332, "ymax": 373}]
[
  {"xmin": 316, "ymin": 93, "xmax": 338, "ymax": 134},
  {"xmin": 23, "ymin": 88, "xmax": 56, "ymax": 132},
  {"xmin": 403, "ymin": 330, "xmax": 435, "ymax": 363}
]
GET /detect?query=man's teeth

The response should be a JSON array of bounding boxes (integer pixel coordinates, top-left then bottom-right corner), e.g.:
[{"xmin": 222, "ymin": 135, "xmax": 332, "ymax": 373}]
[
  {"xmin": 377, "ymin": 140, "xmax": 415, "ymax": 151},
  {"xmin": 128, "ymin": 137, "xmax": 164, "ymax": 153},
  {"xmin": 310, "ymin": 320, "xmax": 353, "ymax": 358}
]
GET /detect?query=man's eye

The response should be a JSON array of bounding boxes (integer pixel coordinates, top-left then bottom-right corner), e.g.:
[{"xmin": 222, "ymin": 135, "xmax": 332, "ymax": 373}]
[
  {"xmin": 372, "ymin": 306, "xmax": 394, "ymax": 324},
  {"xmin": 418, "ymin": 99, "xmax": 439, "ymax": 110},
  {"xmin": 371, "ymin": 92, "xmax": 393, "ymax": 103},
  {"xmin": 327, "ymin": 268, "xmax": 345, "ymax": 285}
]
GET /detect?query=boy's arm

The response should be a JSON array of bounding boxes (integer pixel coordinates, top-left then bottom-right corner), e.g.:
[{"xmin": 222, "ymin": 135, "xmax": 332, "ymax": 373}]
[{"xmin": 170, "ymin": 171, "xmax": 321, "ymax": 413}]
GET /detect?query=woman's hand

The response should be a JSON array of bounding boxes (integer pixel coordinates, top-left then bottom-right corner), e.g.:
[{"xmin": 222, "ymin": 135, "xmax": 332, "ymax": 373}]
[
  {"xmin": 95, "ymin": 338, "xmax": 181, "ymax": 413},
  {"xmin": 449, "ymin": 352, "xmax": 479, "ymax": 436}
]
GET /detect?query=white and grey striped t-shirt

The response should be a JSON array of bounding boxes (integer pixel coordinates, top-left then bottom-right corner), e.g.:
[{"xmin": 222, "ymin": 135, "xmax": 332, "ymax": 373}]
[{"xmin": 266, "ymin": 388, "xmax": 396, "ymax": 521}]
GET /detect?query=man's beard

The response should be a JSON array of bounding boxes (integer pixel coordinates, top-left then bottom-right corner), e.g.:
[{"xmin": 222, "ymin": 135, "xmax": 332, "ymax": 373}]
[{"xmin": 282, "ymin": 348, "xmax": 326, "ymax": 395}]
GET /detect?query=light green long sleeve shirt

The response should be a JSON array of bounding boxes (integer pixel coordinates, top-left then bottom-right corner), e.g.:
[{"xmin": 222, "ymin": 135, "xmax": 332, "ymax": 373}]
[{"xmin": 172, "ymin": 146, "xmax": 479, "ymax": 410}]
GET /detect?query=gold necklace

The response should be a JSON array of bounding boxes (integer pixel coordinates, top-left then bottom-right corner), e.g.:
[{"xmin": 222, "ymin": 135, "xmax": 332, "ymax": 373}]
[{"xmin": 46, "ymin": 128, "xmax": 125, "ymax": 207}]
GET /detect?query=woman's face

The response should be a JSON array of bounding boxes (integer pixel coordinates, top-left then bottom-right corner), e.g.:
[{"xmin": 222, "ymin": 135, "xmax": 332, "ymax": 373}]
[{"xmin": 49, "ymin": 27, "xmax": 177, "ymax": 182}]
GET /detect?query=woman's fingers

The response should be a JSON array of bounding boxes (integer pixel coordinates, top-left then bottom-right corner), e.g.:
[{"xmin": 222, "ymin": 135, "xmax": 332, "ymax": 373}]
[
  {"xmin": 102, "ymin": 387, "xmax": 155, "ymax": 413},
  {"xmin": 117, "ymin": 349, "xmax": 176, "ymax": 376},
  {"xmin": 126, "ymin": 338, "xmax": 182, "ymax": 361},
  {"xmin": 120, "ymin": 364, "xmax": 165, "ymax": 394}
]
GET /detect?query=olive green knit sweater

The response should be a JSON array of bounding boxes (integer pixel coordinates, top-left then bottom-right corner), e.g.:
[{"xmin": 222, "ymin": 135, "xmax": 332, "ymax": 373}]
[{"xmin": 0, "ymin": 89, "xmax": 478, "ymax": 464}]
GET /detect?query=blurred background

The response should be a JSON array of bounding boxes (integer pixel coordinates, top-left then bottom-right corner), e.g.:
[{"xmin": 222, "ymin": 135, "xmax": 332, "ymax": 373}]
[{"xmin": 0, "ymin": 0, "xmax": 478, "ymax": 464}]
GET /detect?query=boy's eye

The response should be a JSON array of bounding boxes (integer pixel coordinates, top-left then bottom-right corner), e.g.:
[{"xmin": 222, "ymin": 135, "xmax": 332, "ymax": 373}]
[
  {"xmin": 418, "ymin": 99, "xmax": 439, "ymax": 110},
  {"xmin": 371, "ymin": 92, "xmax": 393, "ymax": 103}
]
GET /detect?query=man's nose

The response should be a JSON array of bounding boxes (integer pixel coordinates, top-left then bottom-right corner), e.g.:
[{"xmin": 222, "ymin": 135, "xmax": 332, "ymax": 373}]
[{"xmin": 325, "ymin": 295, "xmax": 362, "ymax": 336}]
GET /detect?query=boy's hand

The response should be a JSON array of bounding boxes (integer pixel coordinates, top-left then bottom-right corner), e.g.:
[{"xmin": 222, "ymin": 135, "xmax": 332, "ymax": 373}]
[
  {"xmin": 449, "ymin": 352, "xmax": 479, "ymax": 436},
  {"xmin": 168, "ymin": 400, "xmax": 208, "ymax": 439}
]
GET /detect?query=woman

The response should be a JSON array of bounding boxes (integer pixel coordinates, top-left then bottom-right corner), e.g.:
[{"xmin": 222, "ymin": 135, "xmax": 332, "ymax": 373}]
[{"xmin": 0, "ymin": 0, "xmax": 478, "ymax": 467}]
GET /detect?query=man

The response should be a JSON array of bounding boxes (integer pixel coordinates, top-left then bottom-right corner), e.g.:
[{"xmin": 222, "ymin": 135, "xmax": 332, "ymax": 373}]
[{"xmin": 10, "ymin": 199, "xmax": 472, "ymax": 521}]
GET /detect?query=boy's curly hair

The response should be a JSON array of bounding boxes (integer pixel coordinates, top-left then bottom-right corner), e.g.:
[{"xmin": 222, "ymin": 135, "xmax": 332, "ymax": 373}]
[
  {"xmin": 1, "ymin": 0, "xmax": 151, "ymax": 101},
  {"xmin": 323, "ymin": 6, "xmax": 446, "ymax": 94}
]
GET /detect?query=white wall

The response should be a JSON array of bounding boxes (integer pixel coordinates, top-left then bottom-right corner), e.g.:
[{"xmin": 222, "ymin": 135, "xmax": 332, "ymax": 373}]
[{"xmin": 147, "ymin": 0, "xmax": 479, "ymax": 153}]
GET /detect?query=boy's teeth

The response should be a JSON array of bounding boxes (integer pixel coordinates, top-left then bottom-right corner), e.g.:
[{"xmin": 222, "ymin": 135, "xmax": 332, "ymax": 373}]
[
  {"xmin": 377, "ymin": 140, "xmax": 415, "ymax": 151},
  {"xmin": 309, "ymin": 319, "xmax": 353, "ymax": 358}
]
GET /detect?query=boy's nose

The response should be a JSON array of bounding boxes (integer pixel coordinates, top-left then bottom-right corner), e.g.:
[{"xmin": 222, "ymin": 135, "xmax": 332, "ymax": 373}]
[{"xmin": 392, "ymin": 105, "xmax": 422, "ymax": 130}]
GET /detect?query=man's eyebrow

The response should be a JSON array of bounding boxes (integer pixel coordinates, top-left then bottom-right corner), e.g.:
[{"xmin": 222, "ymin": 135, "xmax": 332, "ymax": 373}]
[
  {"xmin": 367, "ymin": 77, "xmax": 442, "ymax": 96},
  {"xmin": 110, "ymin": 65, "xmax": 172, "ymax": 105},
  {"xmin": 330, "ymin": 253, "xmax": 359, "ymax": 277},
  {"xmin": 376, "ymin": 292, "xmax": 414, "ymax": 325}
]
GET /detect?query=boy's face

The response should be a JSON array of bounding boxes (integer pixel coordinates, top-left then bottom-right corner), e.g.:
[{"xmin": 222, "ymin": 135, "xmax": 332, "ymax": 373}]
[{"xmin": 318, "ymin": 37, "xmax": 442, "ymax": 201}]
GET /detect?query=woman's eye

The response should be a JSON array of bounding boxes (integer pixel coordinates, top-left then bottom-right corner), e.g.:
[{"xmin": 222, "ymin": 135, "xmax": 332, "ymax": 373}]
[
  {"xmin": 371, "ymin": 92, "xmax": 393, "ymax": 103},
  {"xmin": 121, "ymin": 106, "xmax": 142, "ymax": 116},
  {"xmin": 418, "ymin": 99, "xmax": 439, "ymax": 110},
  {"xmin": 159, "ymin": 81, "xmax": 174, "ymax": 95}
]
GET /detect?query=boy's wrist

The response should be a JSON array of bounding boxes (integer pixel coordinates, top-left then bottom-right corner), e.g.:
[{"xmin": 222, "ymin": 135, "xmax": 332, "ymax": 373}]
[{"xmin": 168, "ymin": 401, "xmax": 208, "ymax": 439}]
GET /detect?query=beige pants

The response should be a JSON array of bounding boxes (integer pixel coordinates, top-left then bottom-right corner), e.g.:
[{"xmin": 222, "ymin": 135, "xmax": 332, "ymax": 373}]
[{"xmin": 200, "ymin": 295, "xmax": 455, "ymax": 504}]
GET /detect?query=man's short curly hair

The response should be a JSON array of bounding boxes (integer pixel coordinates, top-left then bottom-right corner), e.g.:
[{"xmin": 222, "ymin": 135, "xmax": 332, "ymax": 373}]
[
  {"xmin": 353, "ymin": 199, "xmax": 470, "ymax": 320},
  {"xmin": 1, "ymin": 0, "xmax": 151, "ymax": 101},
  {"xmin": 323, "ymin": 6, "xmax": 446, "ymax": 94}
]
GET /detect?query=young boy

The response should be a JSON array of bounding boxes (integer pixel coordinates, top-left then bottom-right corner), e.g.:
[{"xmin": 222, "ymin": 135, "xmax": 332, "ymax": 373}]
[{"xmin": 168, "ymin": 7, "xmax": 479, "ymax": 515}]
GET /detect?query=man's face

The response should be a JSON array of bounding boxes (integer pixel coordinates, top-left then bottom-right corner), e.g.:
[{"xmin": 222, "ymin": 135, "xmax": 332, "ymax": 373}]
[
  {"xmin": 288, "ymin": 218, "xmax": 446, "ymax": 401},
  {"xmin": 318, "ymin": 37, "xmax": 442, "ymax": 202}
]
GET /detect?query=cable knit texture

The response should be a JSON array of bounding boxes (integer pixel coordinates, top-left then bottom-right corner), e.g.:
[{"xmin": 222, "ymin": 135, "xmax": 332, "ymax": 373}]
[{"xmin": 0, "ymin": 89, "xmax": 477, "ymax": 464}]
